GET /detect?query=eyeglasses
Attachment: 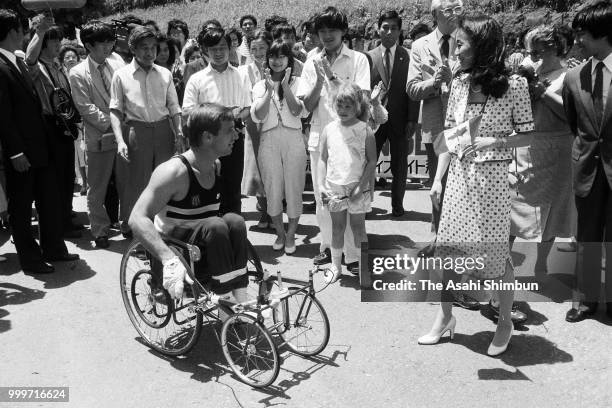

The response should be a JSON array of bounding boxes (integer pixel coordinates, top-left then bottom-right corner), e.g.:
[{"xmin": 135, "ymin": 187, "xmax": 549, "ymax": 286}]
[{"xmin": 440, "ymin": 6, "xmax": 464, "ymax": 17}]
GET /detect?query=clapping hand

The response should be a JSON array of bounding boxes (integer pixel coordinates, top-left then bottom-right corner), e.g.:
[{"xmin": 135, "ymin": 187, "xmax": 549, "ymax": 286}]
[
  {"xmin": 281, "ymin": 67, "xmax": 292, "ymax": 88},
  {"xmin": 263, "ymin": 68, "xmax": 274, "ymax": 93},
  {"xmin": 371, "ymin": 81, "xmax": 386, "ymax": 104}
]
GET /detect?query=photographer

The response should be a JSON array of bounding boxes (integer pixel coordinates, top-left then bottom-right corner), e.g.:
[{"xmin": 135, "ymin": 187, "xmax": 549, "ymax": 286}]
[{"xmin": 25, "ymin": 13, "xmax": 85, "ymax": 238}]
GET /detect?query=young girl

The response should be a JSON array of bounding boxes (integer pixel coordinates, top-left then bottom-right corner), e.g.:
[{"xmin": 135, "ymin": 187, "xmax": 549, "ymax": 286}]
[{"xmin": 317, "ymin": 83, "xmax": 377, "ymax": 282}]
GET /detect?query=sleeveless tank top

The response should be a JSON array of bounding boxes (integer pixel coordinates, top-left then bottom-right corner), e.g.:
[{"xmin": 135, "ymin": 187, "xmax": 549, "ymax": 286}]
[{"xmin": 154, "ymin": 155, "xmax": 221, "ymax": 235}]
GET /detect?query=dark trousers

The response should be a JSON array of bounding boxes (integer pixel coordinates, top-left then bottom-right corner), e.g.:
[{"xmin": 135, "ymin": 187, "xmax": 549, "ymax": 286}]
[
  {"xmin": 45, "ymin": 117, "xmax": 76, "ymax": 231},
  {"xmin": 105, "ymin": 168, "xmax": 119, "ymax": 224},
  {"xmin": 425, "ymin": 143, "xmax": 437, "ymax": 183},
  {"xmin": 575, "ymin": 161, "xmax": 612, "ymax": 303},
  {"xmin": 5, "ymin": 161, "xmax": 67, "ymax": 265},
  {"xmin": 375, "ymin": 123, "xmax": 408, "ymax": 211},
  {"xmin": 219, "ymin": 132, "xmax": 245, "ymax": 215}
]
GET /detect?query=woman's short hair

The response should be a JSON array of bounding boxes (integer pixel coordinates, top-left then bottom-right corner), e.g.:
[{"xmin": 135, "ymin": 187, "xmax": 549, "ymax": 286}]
[
  {"xmin": 333, "ymin": 82, "xmax": 367, "ymax": 120},
  {"xmin": 155, "ymin": 33, "xmax": 177, "ymax": 66},
  {"xmin": 247, "ymin": 29, "xmax": 273, "ymax": 49},
  {"xmin": 272, "ymin": 24, "xmax": 297, "ymax": 41},
  {"xmin": 80, "ymin": 20, "xmax": 115, "ymax": 47},
  {"xmin": 572, "ymin": 1, "xmax": 612, "ymax": 45},
  {"xmin": 314, "ymin": 6, "xmax": 348, "ymax": 32},
  {"xmin": 458, "ymin": 13, "xmax": 509, "ymax": 98},
  {"xmin": 183, "ymin": 42, "xmax": 201, "ymax": 62},
  {"xmin": 38, "ymin": 25, "xmax": 64, "ymax": 50},
  {"xmin": 409, "ymin": 22, "xmax": 431, "ymax": 40},
  {"xmin": 167, "ymin": 19, "xmax": 189, "ymax": 42},
  {"xmin": 226, "ymin": 27, "xmax": 243, "ymax": 45},
  {"xmin": 530, "ymin": 24, "xmax": 567, "ymax": 57},
  {"xmin": 183, "ymin": 103, "xmax": 234, "ymax": 148},
  {"xmin": 240, "ymin": 14, "xmax": 257, "ymax": 28},
  {"xmin": 128, "ymin": 26, "xmax": 157, "ymax": 50},
  {"xmin": 59, "ymin": 45, "xmax": 78, "ymax": 65}
]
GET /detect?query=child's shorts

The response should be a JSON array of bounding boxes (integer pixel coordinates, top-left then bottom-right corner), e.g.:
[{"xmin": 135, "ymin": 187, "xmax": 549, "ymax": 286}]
[{"xmin": 325, "ymin": 182, "xmax": 372, "ymax": 214}]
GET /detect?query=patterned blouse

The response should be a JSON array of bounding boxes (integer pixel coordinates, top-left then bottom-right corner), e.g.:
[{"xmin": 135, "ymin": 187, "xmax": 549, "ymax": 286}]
[{"xmin": 445, "ymin": 73, "xmax": 535, "ymax": 162}]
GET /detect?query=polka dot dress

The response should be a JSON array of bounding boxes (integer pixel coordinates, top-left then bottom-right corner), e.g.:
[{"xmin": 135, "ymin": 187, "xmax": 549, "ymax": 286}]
[{"xmin": 436, "ymin": 76, "xmax": 535, "ymax": 279}]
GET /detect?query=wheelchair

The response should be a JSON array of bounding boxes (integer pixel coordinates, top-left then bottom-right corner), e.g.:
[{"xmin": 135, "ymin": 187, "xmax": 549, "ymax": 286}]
[{"xmin": 119, "ymin": 235, "xmax": 331, "ymax": 388}]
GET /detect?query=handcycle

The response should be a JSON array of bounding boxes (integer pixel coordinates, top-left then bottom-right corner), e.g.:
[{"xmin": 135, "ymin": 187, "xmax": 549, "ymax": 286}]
[{"xmin": 119, "ymin": 235, "xmax": 331, "ymax": 388}]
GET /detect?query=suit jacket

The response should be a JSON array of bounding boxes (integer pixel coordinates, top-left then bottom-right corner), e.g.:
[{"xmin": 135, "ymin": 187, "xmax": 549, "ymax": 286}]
[
  {"xmin": 69, "ymin": 56, "xmax": 125, "ymax": 152},
  {"xmin": 406, "ymin": 31, "xmax": 460, "ymax": 143},
  {"xmin": 562, "ymin": 59, "xmax": 612, "ymax": 197},
  {"xmin": 368, "ymin": 45, "xmax": 419, "ymax": 136},
  {"xmin": 0, "ymin": 52, "xmax": 49, "ymax": 168},
  {"xmin": 182, "ymin": 57, "xmax": 208, "ymax": 89}
]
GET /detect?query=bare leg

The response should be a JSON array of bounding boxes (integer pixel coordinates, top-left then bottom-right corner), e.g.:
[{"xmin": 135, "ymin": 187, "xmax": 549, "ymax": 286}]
[
  {"xmin": 330, "ymin": 210, "xmax": 347, "ymax": 278},
  {"xmin": 285, "ymin": 216, "xmax": 299, "ymax": 249},
  {"xmin": 270, "ymin": 213, "xmax": 285, "ymax": 248},
  {"xmin": 534, "ymin": 236, "xmax": 555, "ymax": 281},
  {"xmin": 491, "ymin": 261, "xmax": 514, "ymax": 348}
]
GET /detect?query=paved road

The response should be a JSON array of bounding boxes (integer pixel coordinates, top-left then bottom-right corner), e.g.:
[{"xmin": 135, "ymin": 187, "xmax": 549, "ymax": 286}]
[{"xmin": 1, "ymin": 188, "xmax": 610, "ymax": 408}]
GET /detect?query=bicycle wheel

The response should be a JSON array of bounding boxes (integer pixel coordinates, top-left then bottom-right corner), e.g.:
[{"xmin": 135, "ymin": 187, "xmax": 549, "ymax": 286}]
[
  {"xmin": 221, "ymin": 313, "xmax": 280, "ymax": 388},
  {"xmin": 273, "ymin": 288, "xmax": 330, "ymax": 356},
  {"xmin": 120, "ymin": 240, "xmax": 202, "ymax": 356}
]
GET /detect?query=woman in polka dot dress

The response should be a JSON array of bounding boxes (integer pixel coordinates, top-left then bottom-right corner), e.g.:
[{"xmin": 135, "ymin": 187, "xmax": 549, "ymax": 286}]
[{"xmin": 418, "ymin": 14, "xmax": 535, "ymax": 357}]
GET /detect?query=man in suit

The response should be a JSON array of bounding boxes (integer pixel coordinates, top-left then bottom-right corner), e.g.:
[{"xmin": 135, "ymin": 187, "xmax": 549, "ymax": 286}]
[
  {"xmin": 368, "ymin": 10, "xmax": 419, "ymax": 217},
  {"xmin": 407, "ymin": 0, "xmax": 462, "ymax": 239},
  {"xmin": 69, "ymin": 20, "xmax": 127, "ymax": 249},
  {"xmin": 0, "ymin": 9, "xmax": 77, "ymax": 273},
  {"xmin": 562, "ymin": 1, "xmax": 612, "ymax": 322}
]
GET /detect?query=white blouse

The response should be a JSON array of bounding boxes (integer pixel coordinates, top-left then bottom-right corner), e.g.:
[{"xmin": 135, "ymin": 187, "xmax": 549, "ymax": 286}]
[{"xmin": 250, "ymin": 77, "xmax": 307, "ymax": 132}]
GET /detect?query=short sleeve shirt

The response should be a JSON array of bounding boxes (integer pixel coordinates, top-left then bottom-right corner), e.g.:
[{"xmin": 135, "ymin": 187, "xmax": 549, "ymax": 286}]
[
  {"xmin": 182, "ymin": 64, "xmax": 251, "ymax": 113},
  {"xmin": 297, "ymin": 45, "xmax": 371, "ymax": 151}
]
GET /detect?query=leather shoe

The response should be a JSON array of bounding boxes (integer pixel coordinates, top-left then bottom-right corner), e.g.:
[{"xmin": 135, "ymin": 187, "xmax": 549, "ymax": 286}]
[
  {"xmin": 313, "ymin": 248, "xmax": 331, "ymax": 265},
  {"xmin": 489, "ymin": 301, "xmax": 527, "ymax": 324},
  {"xmin": 23, "ymin": 261, "xmax": 55, "ymax": 274},
  {"xmin": 391, "ymin": 207, "xmax": 405, "ymax": 217},
  {"xmin": 94, "ymin": 236, "xmax": 110, "ymax": 249},
  {"xmin": 453, "ymin": 293, "xmax": 480, "ymax": 310},
  {"xmin": 44, "ymin": 252, "xmax": 80, "ymax": 262},
  {"xmin": 565, "ymin": 304, "xmax": 597, "ymax": 322}
]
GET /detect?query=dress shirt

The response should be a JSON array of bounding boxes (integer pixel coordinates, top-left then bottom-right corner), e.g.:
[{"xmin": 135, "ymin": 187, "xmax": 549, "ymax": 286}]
[
  {"xmin": 297, "ymin": 44, "xmax": 370, "ymax": 151},
  {"xmin": 434, "ymin": 28, "xmax": 456, "ymax": 62},
  {"xmin": 591, "ymin": 53, "xmax": 612, "ymax": 110},
  {"xmin": 182, "ymin": 64, "xmax": 251, "ymax": 112},
  {"xmin": 109, "ymin": 59, "xmax": 180, "ymax": 123},
  {"xmin": 89, "ymin": 56, "xmax": 113, "ymax": 89},
  {"xmin": 382, "ymin": 43, "xmax": 397, "ymax": 74}
]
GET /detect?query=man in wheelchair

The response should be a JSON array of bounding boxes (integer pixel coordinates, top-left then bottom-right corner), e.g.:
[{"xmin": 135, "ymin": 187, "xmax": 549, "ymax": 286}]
[{"xmin": 129, "ymin": 103, "xmax": 249, "ymax": 303}]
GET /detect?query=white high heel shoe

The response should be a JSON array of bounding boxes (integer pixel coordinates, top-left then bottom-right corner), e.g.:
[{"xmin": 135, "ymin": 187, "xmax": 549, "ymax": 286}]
[
  {"xmin": 418, "ymin": 315, "xmax": 456, "ymax": 345},
  {"xmin": 487, "ymin": 326, "xmax": 513, "ymax": 356}
]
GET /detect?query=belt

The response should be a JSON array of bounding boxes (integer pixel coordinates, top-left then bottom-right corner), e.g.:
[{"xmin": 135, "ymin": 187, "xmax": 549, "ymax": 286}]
[{"xmin": 127, "ymin": 117, "xmax": 169, "ymax": 128}]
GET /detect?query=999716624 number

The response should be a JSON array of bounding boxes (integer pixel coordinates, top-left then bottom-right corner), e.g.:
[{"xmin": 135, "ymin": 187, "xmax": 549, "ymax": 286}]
[{"xmin": 0, "ymin": 387, "xmax": 69, "ymax": 402}]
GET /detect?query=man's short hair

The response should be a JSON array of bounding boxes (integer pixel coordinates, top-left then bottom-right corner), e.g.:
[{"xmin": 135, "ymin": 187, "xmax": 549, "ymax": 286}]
[
  {"xmin": 167, "ymin": 19, "xmax": 189, "ymax": 40},
  {"xmin": 272, "ymin": 23, "xmax": 297, "ymax": 40},
  {"xmin": 40, "ymin": 26, "xmax": 64, "ymax": 50},
  {"xmin": 240, "ymin": 14, "xmax": 257, "ymax": 28},
  {"xmin": 409, "ymin": 22, "xmax": 432, "ymax": 40},
  {"xmin": 80, "ymin": 20, "xmax": 115, "ymax": 47},
  {"xmin": 183, "ymin": 103, "xmax": 234, "ymax": 148},
  {"xmin": 264, "ymin": 15, "xmax": 288, "ymax": 33},
  {"xmin": 197, "ymin": 19, "xmax": 223, "ymax": 47},
  {"xmin": 201, "ymin": 28, "xmax": 231, "ymax": 49},
  {"xmin": 314, "ymin": 7, "xmax": 348, "ymax": 32},
  {"xmin": 0, "ymin": 9, "xmax": 22, "ymax": 42},
  {"xmin": 128, "ymin": 26, "xmax": 157, "ymax": 50},
  {"xmin": 572, "ymin": 1, "xmax": 612, "ymax": 45},
  {"xmin": 378, "ymin": 10, "xmax": 402, "ymax": 29}
]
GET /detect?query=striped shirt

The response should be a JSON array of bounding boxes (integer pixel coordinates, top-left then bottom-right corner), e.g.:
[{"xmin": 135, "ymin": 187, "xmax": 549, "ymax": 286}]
[
  {"xmin": 182, "ymin": 64, "xmax": 251, "ymax": 113},
  {"xmin": 109, "ymin": 59, "xmax": 181, "ymax": 123},
  {"xmin": 154, "ymin": 155, "xmax": 221, "ymax": 236}
]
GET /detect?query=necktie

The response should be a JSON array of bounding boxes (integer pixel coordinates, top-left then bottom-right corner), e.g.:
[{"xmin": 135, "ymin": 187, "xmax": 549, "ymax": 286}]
[
  {"xmin": 593, "ymin": 61, "xmax": 604, "ymax": 126},
  {"xmin": 441, "ymin": 34, "xmax": 451, "ymax": 61},
  {"xmin": 98, "ymin": 62, "xmax": 111, "ymax": 95},
  {"xmin": 15, "ymin": 57, "xmax": 27, "ymax": 76},
  {"xmin": 384, "ymin": 47, "xmax": 391, "ymax": 81}
]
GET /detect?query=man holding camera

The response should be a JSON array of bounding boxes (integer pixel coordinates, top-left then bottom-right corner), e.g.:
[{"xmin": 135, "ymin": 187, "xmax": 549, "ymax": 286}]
[
  {"xmin": 26, "ymin": 14, "xmax": 85, "ymax": 239},
  {"xmin": 109, "ymin": 26, "xmax": 184, "ymax": 229}
]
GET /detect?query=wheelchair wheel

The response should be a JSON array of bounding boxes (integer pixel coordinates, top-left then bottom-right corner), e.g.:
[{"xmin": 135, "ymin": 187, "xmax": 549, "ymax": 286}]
[
  {"xmin": 221, "ymin": 313, "xmax": 280, "ymax": 388},
  {"xmin": 120, "ymin": 240, "xmax": 202, "ymax": 356},
  {"xmin": 272, "ymin": 289, "xmax": 330, "ymax": 356}
]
